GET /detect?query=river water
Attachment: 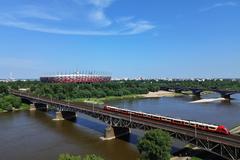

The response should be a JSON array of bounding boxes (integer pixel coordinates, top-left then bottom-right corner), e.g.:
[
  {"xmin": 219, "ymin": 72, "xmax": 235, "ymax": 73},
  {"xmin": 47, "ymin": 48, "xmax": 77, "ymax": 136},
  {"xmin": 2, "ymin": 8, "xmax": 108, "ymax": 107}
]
[
  {"xmin": 0, "ymin": 93, "xmax": 240, "ymax": 160},
  {"xmin": 109, "ymin": 93, "xmax": 240, "ymax": 128},
  {"xmin": 0, "ymin": 111, "xmax": 139, "ymax": 160}
]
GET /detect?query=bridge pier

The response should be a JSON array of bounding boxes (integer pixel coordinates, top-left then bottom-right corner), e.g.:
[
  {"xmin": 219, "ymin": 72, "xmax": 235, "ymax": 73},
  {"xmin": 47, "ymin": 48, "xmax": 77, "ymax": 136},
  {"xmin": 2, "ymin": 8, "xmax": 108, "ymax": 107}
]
[
  {"xmin": 213, "ymin": 90, "xmax": 237, "ymax": 101},
  {"xmin": 221, "ymin": 94, "xmax": 231, "ymax": 100},
  {"xmin": 36, "ymin": 103, "xmax": 49, "ymax": 111},
  {"xmin": 160, "ymin": 87, "xmax": 170, "ymax": 91},
  {"xmin": 53, "ymin": 111, "xmax": 77, "ymax": 121},
  {"xmin": 191, "ymin": 89, "xmax": 203, "ymax": 98},
  {"xmin": 29, "ymin": 103, "xmax": 49, "ymax": 111},
  {"xmin": 53, "ymin": 111, "xmax": 64, "ymax": 121},
  {"xmin": 29, "ymin": 103, "xmax": 36, "ymax": 111},
  {"xmin": 174, "ymin": 89, "xmax": 182, "ymax": 93},
  {"xmin": 101, "ymin": 126, "xmax": 130, "ymax": 140}
]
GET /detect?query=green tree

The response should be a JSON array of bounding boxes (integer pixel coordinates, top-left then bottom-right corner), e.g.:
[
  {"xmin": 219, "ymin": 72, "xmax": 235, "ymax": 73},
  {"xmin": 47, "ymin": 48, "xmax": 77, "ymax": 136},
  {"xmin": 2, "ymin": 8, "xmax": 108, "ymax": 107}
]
[
  {"xmin": 0, "ymin": 84, "xmax": 8, "ymax": 95},
  {"xmin": 4, "ymin": 95, "xmax": 22, "ymax": 109},
  {"xmin": 0, "ymin": 95, "xmax": 22, "ymax": 111},
  {"xmin": 58, "ymin": 154, "xmax": 81, "ymax": 160},
  {"xmin": 0, "ymin": 98, "xmax": 13, "ymax": 111},
  {"xmin": 58, "ymin": 154, "xmax": 104, "ymax": 160},
  {"xmin": 83, "ymin": 154, "xmax": 104, "ymax": 160},
  {"xmin": 137, "ymin": 129, "xmax": 171, "ymax": 160}
]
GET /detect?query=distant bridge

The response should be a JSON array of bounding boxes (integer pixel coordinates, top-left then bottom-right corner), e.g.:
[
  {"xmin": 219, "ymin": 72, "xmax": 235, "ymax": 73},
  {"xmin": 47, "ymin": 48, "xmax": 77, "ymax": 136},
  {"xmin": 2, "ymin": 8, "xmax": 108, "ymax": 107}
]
[
  {"xmin": 10, "ymin": 90, "xmax": 240, "ymax": 160},
  {"xmin": 160, "ymin": 87, "xmax": 240, "ymax": 99}
]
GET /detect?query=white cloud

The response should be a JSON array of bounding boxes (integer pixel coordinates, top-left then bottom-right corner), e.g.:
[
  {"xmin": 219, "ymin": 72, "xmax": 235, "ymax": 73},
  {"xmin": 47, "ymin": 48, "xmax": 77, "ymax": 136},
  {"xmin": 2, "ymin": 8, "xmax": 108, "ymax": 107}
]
[
  {"xmin": 0, "ymin": 0, "xmax": 155, "ymax": 36},
  {"xmin": 88, "ymin": 9, "xmax": 112, "ymax": 27},
  {"xmin": 123, "ymin": 21, "xmax": 156, "ymax": 35},
  {"xmin": 0, "ymin": 16, "xmax": 154, "ymax": 36},
  {"xmin": 200, "ymin": 2, "xmax": 238, "ymax": 12},
  {"xmin": 16, "ymin": 5, "xmax": 61, "ymax": 21},
  {"xmin": 88, "ymin": 0, "xmax": 113, "ymax": 8},
  {"xmin": 2, "ymin": 5, "xmax": 61, "ymax": 21}
]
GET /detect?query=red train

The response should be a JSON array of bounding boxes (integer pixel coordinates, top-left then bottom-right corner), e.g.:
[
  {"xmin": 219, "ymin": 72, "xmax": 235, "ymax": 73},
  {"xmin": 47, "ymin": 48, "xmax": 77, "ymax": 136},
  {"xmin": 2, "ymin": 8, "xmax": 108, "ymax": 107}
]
[{"xmin": 103, "ymin": 106, "xmax": 230, "ymax": 135}]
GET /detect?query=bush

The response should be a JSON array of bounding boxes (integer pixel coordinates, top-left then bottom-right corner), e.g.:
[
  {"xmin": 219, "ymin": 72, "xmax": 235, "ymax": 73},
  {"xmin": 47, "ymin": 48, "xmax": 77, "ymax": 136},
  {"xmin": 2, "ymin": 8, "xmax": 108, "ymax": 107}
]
[
  {"xmin": 58, "ymin": 154, "xmax": 81, "ymax": 160},
  {"xmin": 137, "ymin": 129, "xmax": 171, "ymax": 160},
  {"xmin": 58, "ymin": 154, "xmax": 104, "ymax": 160},
  {"xmin": 0, "ymin": 95, "xmax": 22, "ymax": 111}
]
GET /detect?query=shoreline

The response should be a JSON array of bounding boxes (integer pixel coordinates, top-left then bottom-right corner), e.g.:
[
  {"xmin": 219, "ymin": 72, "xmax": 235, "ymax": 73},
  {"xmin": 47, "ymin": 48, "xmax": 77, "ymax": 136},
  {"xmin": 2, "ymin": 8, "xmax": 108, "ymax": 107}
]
[
  {"xmin": 69, "ymin": 94, "xmax": 144, "ymax": 105},
  {"xmin": 70, "ymin": 90, "xmax": 179, "ymax": 105},
  {"xmin": 142, "ymin": 90, "xmax": 179, "ymax": 98},
  {"xmin": 0, "ymin": 105, "xmax": 30, "ymax": 113}
]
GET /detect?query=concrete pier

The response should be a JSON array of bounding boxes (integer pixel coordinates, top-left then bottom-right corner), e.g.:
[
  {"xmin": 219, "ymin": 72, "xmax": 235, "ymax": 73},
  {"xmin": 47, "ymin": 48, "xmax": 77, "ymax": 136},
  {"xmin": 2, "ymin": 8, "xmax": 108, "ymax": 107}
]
[
  {"xmin": 192, "ymin": 91, "xmax": 201, "ymax": 97},
  {"xmin": 101, "ymin": 126, "xmax": 130, "ymax": 140},
  {"xmin": 53, "ymin": 111, "xmax": 76, "ymax": 121},
  {"xmin": 29, "ymin": 103, "xmax": 36, "ymax": 111},
  {"xmin": 175, "ymin": 89, "xmax": 182, "ymax": 93},
  {"xmin": 53, "ymin": 111, "xmax": 64, "ymax": 121},
  {"xmin": 221, "ymin": 94, "xmax": 231, "ymax": 100}
]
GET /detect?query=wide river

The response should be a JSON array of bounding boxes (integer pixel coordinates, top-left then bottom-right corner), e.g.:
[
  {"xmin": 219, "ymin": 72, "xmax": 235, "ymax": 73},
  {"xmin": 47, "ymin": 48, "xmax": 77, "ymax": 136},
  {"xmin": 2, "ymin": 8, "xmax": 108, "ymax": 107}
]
[
  {"xmin": 109, "ymin": 93, "xmax": 240, "ymax": 128},
  {"xmin": 0, "ymin": 93, "xmax": 240, "ymax": 160}
]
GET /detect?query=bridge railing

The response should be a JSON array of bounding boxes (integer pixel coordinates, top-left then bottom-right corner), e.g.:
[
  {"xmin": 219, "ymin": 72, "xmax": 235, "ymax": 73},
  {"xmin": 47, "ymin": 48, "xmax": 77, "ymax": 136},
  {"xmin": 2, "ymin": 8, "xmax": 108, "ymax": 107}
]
[{"xmin": 9, "ymin": 90, "xmax": 103, "ymax": 109}]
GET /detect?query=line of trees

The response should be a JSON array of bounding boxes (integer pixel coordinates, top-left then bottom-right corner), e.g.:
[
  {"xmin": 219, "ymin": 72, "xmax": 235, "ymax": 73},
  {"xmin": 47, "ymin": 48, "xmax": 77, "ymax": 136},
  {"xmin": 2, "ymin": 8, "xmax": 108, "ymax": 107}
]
[{"xmin": 1, "ymin": 79, "xmax": 240, "ymax": 101}]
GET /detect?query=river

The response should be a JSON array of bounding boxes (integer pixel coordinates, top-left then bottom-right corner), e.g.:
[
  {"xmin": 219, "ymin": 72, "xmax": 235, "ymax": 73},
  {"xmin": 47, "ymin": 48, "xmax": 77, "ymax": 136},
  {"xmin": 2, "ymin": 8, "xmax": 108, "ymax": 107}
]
[
  {"xmin": 108, "ymin": 93, "xmax": 240, "ymax": 128},
  {"xmin": 0, "ymin": 111, "xmax": 139, "ymax": 160},
  {"xmin": 0, "ymin": 93, "xmax": 240, "ymax": 160}
]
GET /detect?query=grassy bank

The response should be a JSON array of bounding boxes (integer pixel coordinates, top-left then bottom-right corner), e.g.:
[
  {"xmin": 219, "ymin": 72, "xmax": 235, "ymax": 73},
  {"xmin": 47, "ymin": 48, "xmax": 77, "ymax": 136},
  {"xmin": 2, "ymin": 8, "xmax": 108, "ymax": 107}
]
[
  {"xmin": 0, "ymin": 103, "xmax": 30, "ymax": 113},
  {"xmin": 0, "ymin": 108, "xmax": 6, "ymax": 113},
  {"xmin": 69, "ymin": 94, "xmax": 144, "ymax": 104}
]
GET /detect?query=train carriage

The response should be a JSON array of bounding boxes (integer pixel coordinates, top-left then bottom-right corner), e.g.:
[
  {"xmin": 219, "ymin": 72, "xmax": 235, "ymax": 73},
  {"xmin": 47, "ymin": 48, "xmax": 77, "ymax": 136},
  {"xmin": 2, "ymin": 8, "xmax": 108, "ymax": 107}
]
[{"xmin": 103, "ymin": 105, "xmax": 230, "ymax": 135}]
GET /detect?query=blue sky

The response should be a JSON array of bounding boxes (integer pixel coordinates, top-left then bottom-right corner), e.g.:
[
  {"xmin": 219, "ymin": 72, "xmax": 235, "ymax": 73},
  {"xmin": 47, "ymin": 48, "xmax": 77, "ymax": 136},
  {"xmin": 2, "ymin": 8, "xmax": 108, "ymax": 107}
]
[{"xmin": 0, "ymin": 0, "xmax": 239, "ymax": 79}]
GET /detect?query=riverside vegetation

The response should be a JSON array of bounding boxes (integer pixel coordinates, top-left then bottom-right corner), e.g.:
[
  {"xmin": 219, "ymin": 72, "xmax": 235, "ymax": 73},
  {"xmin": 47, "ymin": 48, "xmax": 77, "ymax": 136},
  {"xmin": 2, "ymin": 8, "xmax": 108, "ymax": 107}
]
[
  {"xmin": 0, "ymin": 85, "xmax": 29, "ymax": 112},
  {"xmin": 1, "ymin": 79, "xmax": 240, "ymax": 105},
  {"xmin": 0, "ymin": 95, "xmax": 30, "ymax": 112},
  {"xmin": 58, "ymin": 154, "xmax": 104, "ymax": 160}
]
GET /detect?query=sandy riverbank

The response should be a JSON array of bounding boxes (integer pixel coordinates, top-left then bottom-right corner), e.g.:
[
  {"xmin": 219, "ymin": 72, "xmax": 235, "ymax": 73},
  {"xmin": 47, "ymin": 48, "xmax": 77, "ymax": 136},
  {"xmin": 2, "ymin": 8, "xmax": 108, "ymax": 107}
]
[{"xmin": 142, "ymin": 90, "xmax": 177, "ymax": 98}]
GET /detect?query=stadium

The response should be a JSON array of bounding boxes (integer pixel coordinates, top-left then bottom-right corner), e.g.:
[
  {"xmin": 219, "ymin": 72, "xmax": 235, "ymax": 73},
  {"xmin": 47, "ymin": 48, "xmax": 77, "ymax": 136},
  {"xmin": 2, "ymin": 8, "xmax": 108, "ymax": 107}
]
[{"xmin": 40, "ymin": 71, "xmax": 111, "ymax": 83}]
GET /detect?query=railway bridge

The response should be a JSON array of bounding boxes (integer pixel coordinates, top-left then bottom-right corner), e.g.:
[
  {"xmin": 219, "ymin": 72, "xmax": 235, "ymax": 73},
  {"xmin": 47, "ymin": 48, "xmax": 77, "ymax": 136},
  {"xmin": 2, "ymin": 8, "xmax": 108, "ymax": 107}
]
[
  {"xmin": 160, "ymin": 87, "xmax": 240, "ymax": 99},
  {"xmin": 10, "ymin": 90, "xmax": 240, "ymax": 160}
]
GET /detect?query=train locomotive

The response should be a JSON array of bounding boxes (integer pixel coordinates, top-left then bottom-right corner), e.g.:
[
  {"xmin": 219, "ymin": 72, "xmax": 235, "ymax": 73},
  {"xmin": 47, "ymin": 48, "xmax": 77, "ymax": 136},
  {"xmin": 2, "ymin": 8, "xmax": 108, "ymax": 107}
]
[{"xmin": 103, "ymin": 105, "xmax": 230, "ymax": 135}]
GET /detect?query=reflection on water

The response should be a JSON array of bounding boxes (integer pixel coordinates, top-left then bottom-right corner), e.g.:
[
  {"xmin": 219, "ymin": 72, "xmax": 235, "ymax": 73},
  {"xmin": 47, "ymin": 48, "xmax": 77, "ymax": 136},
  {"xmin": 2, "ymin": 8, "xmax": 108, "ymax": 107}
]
[{"xmin": 108, "ymin": 93, "xmax": 240, "ymax": 128}]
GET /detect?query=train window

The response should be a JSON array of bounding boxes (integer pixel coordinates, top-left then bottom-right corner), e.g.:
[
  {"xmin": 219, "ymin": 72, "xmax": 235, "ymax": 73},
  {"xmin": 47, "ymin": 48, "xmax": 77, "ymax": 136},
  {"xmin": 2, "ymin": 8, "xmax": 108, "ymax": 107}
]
[
  {"xmin": 198, "ymin": 125, "xmax": 206, "ymax": 129},
  {"xmin": 190, "ymin": 123, "xmax": 196, "ymax": 127},
  {"xmin": 174, "ymin": 120, "xmax": 182, "ymax": 124},
  {"xmin": 208, "ymin": 127, "xmax": 216, "ymax": 130},
  {"xmin": 144, "ymin": 114, "xmax": 151, "ymax": 117},
  {"xmin": 152, "ymin": 116, "xmax": 159, "ymax": 120},
  {"xmin": 163, "ymin": 118, "xmax": 171, "ymax": 122}
]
